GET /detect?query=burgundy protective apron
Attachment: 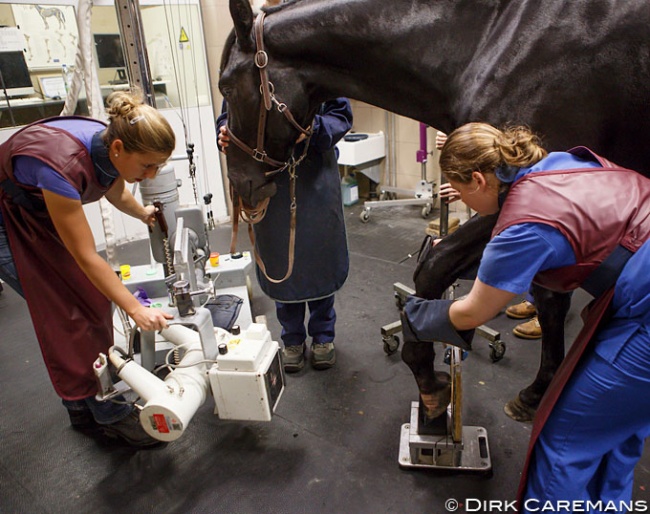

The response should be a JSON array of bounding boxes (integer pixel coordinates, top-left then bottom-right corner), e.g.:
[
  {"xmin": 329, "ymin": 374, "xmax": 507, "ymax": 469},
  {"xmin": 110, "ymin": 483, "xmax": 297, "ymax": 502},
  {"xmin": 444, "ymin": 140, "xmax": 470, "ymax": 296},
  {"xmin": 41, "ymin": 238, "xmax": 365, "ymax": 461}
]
[
  {"xmin": 491, "ymin": 147, "xmax": 650, "ymax": 507},
  {"xmin": 0, "ymin": 118, "xmax": 113, "ymax": 400}
]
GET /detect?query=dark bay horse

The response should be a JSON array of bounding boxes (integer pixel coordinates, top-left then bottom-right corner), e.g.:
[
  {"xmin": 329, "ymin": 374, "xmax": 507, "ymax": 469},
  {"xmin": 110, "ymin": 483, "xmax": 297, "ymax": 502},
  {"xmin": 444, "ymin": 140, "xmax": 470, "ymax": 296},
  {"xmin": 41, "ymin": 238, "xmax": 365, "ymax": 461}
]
[{"xmin": 219, "ymin": 0, "xmax": 650, "ymax": 421}]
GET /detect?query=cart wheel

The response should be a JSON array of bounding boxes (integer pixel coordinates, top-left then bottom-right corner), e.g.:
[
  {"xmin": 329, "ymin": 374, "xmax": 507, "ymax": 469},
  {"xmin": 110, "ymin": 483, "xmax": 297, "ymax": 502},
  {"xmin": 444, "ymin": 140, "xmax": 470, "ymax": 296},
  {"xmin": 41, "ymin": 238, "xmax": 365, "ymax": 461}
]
[
  {"xmin": 383, "ymin": 334, "xmax": 400, "ymax": 355},
  {"xmin": 489, "ymin": 340, "xmax": 506, "ymax": 363},
  {"xmin": 394, "ymin": 293, "xmax": 405, "ymax": 310},
  {"xmin": 421, "ymin": 203, "xmax": 432, "ymax": 218},
  {"xmin": 379, "ymin": 191, "xmax": 388, "ymax": 201},
  {"xmin": 359, "ymin": 209, "xmax": 370, "ymax": 223}
]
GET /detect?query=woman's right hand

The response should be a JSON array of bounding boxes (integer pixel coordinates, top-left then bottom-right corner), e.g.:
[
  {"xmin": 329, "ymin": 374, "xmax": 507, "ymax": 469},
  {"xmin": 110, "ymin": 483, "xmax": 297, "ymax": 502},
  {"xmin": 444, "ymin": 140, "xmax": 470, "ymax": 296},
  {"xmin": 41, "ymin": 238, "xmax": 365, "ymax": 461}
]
[
  {"xmin": 435, "ymin": 130, "xmax": 448, "ymax": 150},
  {"xmin": 439, "ymin": 182, "xmax": 461, "ymax": 203},
  {"xmin": 218, "ymin": 125, "xmax": 230, "ymax": 151},
  {"xmin": 130, "ymin": 305, "xmax": 173, "ymax": 331}
]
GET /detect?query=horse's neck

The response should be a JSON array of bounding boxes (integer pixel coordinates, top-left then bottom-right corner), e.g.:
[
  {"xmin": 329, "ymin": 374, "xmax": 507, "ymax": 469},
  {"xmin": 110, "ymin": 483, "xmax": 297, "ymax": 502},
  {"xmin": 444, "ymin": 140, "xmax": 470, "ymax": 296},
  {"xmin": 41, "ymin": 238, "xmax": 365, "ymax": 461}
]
[{"xmin": 266, "ymin": 0, "xmax": 501, "ymax": 130}]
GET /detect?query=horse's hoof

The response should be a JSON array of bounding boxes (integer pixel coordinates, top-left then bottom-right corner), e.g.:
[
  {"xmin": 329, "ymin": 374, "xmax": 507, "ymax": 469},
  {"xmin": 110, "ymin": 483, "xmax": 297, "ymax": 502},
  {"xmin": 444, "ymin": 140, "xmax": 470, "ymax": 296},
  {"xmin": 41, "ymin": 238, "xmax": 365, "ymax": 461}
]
[
  {"xmin": 504, "ymin": 397, "xmax": 536, "ymax": 423},
  {"xmin": 421, "ymin": 383, "xmax": 452, "ymax": 419}
]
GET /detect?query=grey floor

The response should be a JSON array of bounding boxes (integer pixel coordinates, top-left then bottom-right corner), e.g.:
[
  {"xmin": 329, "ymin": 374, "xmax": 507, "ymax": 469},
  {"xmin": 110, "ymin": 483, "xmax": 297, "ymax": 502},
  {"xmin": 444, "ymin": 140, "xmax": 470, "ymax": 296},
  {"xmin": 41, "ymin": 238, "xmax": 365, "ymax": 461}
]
[{"xmin": 1, "ymin": 202, "xmax": 649, "ymax": 514}]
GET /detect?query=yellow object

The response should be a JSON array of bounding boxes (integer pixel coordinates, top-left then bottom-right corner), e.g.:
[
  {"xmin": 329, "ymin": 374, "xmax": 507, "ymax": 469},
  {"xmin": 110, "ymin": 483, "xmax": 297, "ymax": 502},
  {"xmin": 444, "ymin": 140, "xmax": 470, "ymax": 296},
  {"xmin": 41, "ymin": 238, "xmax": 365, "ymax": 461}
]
[
  {"xmin": 210, "ymin": 252, "xmax": 220, "ymax": 267},
  {"xmin": 120, "ymin": 264, "xmax": 131, "ymax": 280},
  {"xmin": 425, "ymin": 217, "xmax": 460, "ymax": 237}
]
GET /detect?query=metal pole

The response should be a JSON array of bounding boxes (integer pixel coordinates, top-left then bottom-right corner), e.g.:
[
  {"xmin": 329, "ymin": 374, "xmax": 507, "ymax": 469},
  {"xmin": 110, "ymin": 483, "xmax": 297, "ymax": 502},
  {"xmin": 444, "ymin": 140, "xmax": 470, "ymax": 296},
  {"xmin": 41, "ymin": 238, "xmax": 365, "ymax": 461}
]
[
  {"xmin": 114, "ymin": 0, "xmax": 157, "ymax": 107},
  {"xmin": 439, "ymin": 194, "xmax": 449, "ymax": 237}
]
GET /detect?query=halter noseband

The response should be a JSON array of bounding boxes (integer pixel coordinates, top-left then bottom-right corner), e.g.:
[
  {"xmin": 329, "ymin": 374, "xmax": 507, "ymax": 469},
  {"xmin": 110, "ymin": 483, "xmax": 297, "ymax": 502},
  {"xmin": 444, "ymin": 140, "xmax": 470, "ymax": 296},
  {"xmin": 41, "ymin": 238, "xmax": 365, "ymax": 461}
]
[{"xmin": 225, "ymin": 11, "xmax": 312, "ymax": 178}]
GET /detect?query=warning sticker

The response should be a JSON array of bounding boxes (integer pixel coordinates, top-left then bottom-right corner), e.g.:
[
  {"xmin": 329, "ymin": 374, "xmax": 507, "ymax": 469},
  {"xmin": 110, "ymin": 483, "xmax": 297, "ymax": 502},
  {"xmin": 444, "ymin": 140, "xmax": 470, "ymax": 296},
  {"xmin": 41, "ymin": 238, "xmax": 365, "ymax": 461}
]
[{"xmin": 179, "ymin": 27, "xmax": 189, "ymax": 43}]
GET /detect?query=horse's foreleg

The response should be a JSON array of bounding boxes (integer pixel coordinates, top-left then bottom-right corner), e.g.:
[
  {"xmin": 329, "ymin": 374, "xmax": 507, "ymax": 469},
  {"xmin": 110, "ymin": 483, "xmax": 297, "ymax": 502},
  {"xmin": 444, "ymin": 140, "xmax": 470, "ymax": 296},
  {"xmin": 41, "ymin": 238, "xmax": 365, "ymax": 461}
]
[
  {"xmin": 504, "ymin": 284, "xmax": 571, "ymax": 422},
  {"xmin": 404, "ymin": 213, "xmax": 497, "ymax": 419}
]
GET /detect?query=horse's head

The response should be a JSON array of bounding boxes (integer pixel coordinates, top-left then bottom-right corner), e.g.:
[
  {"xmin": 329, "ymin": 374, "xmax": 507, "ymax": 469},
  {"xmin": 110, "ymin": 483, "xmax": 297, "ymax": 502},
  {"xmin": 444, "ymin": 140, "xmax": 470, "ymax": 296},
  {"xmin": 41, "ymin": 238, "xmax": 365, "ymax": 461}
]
[{"xmin": 219, "ymin": 0, "xmax": 316, "ymax": 208}]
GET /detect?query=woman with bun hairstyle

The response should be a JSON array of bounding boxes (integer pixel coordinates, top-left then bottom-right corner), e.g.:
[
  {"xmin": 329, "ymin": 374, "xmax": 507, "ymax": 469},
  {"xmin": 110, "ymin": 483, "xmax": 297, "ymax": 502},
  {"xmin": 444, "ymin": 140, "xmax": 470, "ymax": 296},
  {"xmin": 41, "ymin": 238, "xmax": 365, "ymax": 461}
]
[
  {"xmin": 400, "ymin": 122, "xmax": 650, "ymax": 509},
  {"xmin": 0, "ymin": 90, "xmax": 175, "ymax": 448}
]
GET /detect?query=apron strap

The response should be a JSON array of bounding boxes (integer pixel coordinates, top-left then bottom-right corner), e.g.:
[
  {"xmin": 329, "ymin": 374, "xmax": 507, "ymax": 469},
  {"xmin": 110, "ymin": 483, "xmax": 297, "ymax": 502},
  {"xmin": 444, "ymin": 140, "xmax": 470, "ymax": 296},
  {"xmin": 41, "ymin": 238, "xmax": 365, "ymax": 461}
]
[
  {"xmin": 581, "ymin": 245, "xmax": 634, "ymax": 298},
  {"xmin": 0, "ymin": 179, "xmax": 46, "ymax": 212}
]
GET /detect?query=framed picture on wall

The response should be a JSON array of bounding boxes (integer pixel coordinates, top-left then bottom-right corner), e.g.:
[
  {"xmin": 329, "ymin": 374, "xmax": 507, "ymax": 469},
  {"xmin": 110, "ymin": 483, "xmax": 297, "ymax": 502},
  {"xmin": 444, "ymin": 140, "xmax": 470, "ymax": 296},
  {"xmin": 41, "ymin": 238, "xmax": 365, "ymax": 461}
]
[
  {"xmin": 11, "ymin": 4, "xmax": 78, "ymax": 69},
  {"xmin": 38, "ymin": 74, "xmax": 67, "ymax": 98}
]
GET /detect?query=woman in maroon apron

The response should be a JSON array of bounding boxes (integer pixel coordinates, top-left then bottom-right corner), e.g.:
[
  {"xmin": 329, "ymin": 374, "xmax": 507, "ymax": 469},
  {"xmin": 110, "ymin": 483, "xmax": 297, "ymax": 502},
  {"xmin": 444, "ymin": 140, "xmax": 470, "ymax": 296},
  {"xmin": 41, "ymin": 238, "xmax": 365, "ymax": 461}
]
[
  {"xmin": 401, "ymin": 122, "xmax": 650, "ymax": 509},
  {"xmin": 0, "ymin": 90, "xmax": 175, "ymax": 449}
]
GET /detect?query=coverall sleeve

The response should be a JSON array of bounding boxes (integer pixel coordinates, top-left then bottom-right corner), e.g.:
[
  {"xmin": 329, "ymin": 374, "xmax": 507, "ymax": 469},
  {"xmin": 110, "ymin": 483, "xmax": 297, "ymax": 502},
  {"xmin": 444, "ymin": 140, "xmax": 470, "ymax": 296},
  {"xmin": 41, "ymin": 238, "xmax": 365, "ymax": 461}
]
[
  {"xmin": 215, "ymin": 100, "xmax": 228, "ymax": 136},
  {"xmin": 308, "ymin": 98, "xmax": 353, "ymax": 153}
]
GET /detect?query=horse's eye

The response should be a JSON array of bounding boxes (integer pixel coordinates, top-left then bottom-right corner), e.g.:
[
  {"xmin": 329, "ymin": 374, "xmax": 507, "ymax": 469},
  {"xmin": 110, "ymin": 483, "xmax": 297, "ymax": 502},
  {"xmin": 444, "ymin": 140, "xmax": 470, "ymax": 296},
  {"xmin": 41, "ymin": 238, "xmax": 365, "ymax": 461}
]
[{"xmin": 220, "ymin": 86, "xmax": 233, "ymax": 98}]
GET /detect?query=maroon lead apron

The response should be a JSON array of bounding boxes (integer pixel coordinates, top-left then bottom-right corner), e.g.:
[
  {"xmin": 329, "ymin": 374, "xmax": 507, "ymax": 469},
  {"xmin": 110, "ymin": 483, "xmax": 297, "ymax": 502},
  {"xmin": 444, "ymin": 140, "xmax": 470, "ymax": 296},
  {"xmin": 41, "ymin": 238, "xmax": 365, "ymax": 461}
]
[{"xmin": 0, "ymin": 118, "xmax": 113, "ymax": 400}]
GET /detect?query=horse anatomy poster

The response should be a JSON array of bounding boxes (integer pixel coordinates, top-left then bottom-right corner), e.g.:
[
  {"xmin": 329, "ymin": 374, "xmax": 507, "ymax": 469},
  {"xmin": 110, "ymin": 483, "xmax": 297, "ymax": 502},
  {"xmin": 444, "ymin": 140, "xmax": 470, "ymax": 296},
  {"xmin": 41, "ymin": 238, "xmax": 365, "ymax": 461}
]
[{"xmin": 12, "ymin": 4, "xmax": 78, "ymax": 68}]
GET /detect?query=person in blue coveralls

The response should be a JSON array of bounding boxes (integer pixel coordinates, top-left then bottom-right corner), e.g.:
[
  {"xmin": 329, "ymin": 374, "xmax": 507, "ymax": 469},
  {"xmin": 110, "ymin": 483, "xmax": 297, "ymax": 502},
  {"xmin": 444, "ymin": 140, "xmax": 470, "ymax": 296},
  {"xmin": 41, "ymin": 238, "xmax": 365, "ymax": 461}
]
[
  {"xmin": 217, "ymin": 97, "xmax": 353, "ymax": 373},
  {"xmin": 401, "ymin": 122, "xmax": 650, "ymax": 511}
]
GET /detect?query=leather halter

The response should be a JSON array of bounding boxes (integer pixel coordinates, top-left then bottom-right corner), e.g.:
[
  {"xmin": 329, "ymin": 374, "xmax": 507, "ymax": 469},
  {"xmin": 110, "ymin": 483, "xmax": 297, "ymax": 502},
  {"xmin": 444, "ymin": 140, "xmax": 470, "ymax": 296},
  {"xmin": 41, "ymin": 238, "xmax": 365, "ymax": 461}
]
[
  {"xmin": 227, "ymin": 11, "xmax": 312, "ymax": 284},
  {"xmin": 225, "ymin": 11, "xmax": 312, "ymax": 178}
]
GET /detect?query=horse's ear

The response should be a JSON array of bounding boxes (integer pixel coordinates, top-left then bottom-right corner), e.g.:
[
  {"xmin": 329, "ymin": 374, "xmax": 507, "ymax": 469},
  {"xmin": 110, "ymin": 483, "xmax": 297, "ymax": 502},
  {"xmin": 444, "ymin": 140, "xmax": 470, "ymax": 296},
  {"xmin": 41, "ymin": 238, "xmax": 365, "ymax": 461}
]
[{"xmin": 230, "ymin": 0, "xmax": 254, "ymax": 52}]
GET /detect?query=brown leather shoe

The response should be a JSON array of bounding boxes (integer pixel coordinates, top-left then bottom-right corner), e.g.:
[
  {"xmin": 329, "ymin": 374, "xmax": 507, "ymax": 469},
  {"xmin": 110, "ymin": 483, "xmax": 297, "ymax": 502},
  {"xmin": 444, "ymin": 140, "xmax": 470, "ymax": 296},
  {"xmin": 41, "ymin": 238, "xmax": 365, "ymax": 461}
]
[
  {"xmin": 505, "ymin": 300, "xmax": 537, "ymax": 319},
  {"xmin": 513, "ymin": 316, "xmax": 542, "ymax": 339}
]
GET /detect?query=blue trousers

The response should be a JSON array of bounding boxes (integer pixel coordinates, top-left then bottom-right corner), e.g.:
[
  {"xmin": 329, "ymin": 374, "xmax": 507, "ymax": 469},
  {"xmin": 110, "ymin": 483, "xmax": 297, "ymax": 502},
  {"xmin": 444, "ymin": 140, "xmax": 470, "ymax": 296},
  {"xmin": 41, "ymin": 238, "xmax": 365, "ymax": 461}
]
[
  {"xmin": 62, "ymin": 397, "xmax": 132, "ymax": 425},
  {"xmin": 523, "ymin": 325, "xmax": 650, "ymax": 512},
  {"xmin": 275, "ymin": 295, "xmax": 336, "ymax": 347}
]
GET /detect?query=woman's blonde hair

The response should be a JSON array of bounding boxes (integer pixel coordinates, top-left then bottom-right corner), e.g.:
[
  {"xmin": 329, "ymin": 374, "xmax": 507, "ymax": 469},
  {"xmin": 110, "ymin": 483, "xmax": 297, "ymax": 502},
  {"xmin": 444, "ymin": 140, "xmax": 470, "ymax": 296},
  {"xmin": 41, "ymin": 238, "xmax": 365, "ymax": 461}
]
[
  {"xmin": 439, "ymin": 122, "xmax": 547, "ymax": 184},
  {"xmin": 102, "ymin": 89, "xmax": 175, "ymax": 155}
]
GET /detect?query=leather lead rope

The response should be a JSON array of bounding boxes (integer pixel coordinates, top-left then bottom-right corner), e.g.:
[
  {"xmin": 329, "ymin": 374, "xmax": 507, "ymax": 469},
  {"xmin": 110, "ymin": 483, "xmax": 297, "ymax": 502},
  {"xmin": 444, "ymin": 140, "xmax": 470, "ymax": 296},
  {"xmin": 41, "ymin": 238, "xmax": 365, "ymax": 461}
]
[
  {"xmin": 228, "ymin": 165, "xmax": 296, "ymax": 284},
  {"xmin": 250, "ymin": 161, "xmax": 298, "ymax": 284}
]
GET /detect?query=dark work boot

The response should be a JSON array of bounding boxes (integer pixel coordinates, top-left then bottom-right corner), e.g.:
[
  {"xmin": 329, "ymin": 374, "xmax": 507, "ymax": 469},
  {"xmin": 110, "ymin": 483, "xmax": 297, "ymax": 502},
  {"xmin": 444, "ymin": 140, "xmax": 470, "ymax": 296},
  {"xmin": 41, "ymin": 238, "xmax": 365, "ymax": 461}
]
[
  {"xmin": 66, "ymin": 406, "xmax": 99, "ymax": 431},
  {"xmin": 101, "ymin": 411, "xmax": 166, "ymax": 449}
]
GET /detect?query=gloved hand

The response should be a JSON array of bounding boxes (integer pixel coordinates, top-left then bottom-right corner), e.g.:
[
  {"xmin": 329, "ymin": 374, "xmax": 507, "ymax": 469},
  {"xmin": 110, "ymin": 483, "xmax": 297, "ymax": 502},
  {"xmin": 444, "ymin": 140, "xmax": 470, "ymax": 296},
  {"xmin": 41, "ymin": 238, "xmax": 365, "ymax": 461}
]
[{"xmin": 401, "ymin": 296, "xmax": 474, "ymax": 351}]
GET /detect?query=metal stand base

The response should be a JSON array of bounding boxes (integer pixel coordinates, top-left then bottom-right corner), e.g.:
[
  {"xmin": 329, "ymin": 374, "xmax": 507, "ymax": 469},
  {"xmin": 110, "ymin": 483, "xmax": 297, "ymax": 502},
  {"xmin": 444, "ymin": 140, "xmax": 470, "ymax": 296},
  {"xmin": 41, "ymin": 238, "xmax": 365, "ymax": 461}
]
[{"xmin": 398, "ymin": 402, "xmax": 491, "ymax": 472}]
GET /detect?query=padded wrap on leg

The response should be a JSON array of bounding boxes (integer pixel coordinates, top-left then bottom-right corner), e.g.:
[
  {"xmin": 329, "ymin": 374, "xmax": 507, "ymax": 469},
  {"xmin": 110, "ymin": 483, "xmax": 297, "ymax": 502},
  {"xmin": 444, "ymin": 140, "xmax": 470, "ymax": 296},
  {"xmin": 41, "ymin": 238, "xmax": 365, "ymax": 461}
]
[{"xmin": 401, "ymin": 296, "xmax": 474, "ymax": 351}]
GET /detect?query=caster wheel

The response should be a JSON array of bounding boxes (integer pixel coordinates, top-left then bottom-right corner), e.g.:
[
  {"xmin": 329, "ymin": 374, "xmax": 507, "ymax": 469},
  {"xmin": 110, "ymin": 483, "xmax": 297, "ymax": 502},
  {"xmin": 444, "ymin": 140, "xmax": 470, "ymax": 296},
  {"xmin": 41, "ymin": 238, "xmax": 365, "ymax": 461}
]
[
  {"xmin": 383, "ymin": 335, "xmax": 400, "ymax": 355},
  {"xmin": 421, "ymin": 203, "xmax": 432, "ymax": 218},
  {"xmin": 359, "ymin": 209, "xmax": 370, "ymax": 223},
  {"xmin": 489, "ymin": 340, "xmax": 506, "ymax": 362},
  {"xmin": 379, "ymin": 192, "xmax": 388, "ymax": 201},
  {"xmin": 394, "ymin": 293, "xmax": 405, "ymax": 310}
]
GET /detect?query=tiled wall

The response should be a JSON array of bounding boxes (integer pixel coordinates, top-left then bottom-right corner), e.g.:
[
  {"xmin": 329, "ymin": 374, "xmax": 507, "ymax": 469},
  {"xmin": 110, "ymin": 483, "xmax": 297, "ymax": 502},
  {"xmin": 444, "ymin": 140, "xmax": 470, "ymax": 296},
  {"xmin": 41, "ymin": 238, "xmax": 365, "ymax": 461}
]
[{"xmin": 201, "ymin": 0, "xmax": 468, "ymax": 215}]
